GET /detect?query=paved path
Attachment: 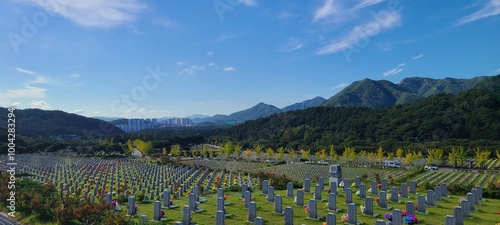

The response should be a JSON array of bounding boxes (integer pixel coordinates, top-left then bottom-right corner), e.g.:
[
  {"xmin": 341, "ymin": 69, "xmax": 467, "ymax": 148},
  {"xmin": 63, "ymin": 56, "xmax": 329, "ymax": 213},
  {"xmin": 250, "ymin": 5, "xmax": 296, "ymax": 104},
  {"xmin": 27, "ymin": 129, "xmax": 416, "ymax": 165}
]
[{"xmin": 0, "ymin": 213, "xmax": 18, "ymax": 225}]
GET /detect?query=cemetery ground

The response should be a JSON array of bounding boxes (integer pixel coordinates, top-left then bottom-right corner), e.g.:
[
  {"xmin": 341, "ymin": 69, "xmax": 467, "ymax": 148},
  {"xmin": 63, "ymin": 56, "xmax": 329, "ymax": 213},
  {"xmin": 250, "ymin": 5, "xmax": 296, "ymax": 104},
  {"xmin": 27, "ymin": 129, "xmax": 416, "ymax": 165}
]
[{"xmin": 1, "ymin": 155, "xmax": 500, "ymax": 224}]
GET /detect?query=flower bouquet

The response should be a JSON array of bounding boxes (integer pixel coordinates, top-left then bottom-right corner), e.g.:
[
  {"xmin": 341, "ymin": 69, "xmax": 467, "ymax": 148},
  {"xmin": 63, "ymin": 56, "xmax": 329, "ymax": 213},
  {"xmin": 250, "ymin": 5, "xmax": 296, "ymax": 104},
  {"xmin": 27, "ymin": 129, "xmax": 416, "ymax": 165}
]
[
  {"xmin": 384, "ymin": 212, "xmax": 393, "ymax": 221},
  {"xmin": 340, "ymin": 213, "xmax": 348, "ymax": 222},
  {"xmin": 404, "ymin": 214, "xmax": 419, "ymax": 224}
]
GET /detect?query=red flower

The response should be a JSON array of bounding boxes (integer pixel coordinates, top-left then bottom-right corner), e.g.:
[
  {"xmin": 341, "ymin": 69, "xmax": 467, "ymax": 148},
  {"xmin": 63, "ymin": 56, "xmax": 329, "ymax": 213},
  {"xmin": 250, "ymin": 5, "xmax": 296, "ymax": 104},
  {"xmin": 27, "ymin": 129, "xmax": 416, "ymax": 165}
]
[
  {"xmin": 401, "ymin": 210, "xmax": 406, "ymax": 216},
  {"xmin": 375, "ymin": 197, "xmax": 380, "ymax": 203},
  {"xmin": 327, "ymin": 188, "xmax": 331, "ymax": 194},
  {"xmin": 377, "ymin": 184, "xmax": 382, "ymax": 189}
]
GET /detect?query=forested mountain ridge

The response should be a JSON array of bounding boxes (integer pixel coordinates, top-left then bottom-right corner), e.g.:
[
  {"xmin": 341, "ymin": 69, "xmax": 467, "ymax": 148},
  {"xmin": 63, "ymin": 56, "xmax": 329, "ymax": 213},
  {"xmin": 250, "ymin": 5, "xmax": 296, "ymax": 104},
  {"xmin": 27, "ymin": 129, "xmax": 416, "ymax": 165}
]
[
  {"xmin": 322, "ymin": 76, "xmax": 489, "ymax": 107},
  {"xmin": 209, "ymin": 75, "xmax": 500, "ymax": 152}
]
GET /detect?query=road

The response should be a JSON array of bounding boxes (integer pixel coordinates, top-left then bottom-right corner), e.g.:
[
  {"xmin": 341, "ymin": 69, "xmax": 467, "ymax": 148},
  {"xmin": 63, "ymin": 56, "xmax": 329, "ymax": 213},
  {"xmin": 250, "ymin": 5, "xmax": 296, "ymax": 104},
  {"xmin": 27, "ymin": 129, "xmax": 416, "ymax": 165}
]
[{"xmin": 0, "ymin": 213, "xmax": 18, "ymax": 225}]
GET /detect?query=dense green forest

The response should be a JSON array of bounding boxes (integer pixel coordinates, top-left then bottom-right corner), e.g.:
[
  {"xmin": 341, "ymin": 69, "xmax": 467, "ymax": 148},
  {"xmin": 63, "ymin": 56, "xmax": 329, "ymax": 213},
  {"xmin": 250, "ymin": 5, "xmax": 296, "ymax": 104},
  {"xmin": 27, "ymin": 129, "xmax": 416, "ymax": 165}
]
[{"xmin": 208, "ymin": 82, "xmax": 500, "ymax": 153}]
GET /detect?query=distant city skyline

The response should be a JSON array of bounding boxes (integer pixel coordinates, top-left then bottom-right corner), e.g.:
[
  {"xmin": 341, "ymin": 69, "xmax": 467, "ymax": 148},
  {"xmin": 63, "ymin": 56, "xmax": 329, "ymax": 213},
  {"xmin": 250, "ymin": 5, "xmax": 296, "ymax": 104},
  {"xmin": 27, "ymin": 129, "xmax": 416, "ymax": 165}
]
[{"xmin": 1, "ymin": 0, "xmax": 499, "ymax": 118}]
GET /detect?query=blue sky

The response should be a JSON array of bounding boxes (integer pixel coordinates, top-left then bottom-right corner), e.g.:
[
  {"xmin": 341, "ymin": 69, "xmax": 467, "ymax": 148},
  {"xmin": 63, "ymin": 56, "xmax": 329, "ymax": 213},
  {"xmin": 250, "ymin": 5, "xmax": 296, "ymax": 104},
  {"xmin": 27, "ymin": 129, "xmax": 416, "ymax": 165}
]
[{"xmin": 1, "ymin": 0, "xmax": 499, "ymax": 118}]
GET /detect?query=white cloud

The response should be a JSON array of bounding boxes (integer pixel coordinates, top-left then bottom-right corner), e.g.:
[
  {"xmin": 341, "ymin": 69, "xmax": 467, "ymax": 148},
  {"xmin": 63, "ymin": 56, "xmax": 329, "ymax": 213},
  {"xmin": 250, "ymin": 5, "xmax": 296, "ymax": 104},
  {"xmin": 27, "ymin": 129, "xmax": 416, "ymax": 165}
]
[
  {"xmin": 224, "ymin": 67, "xmax": 236, "ymax": 72},
  {"xmin": 492, "ymin": 67, "xmax": 500, "ymax": 75},
  {"xmin": 238, "ymin": 0, "xmax": 257, "ymax": 7},
  {"xmin": 177, "ymin": 61, "xmax": 186, "ymax": 65},
  {"xmin": 154, "ymin": 18, "xmax": 176, "ymax": 28},
  {"xmin": 71, "ymin": 109, "xmax": 84, "ymax": 114},
  {"xmin": 206, "ymin": 51, "xmax": 214, "ymax": 57},
  {"xmin": 332, "ymin": 82, "xmax": 349, "ymax": 89},
  {"xmin": 317, "ymin": 10, "xmax": 402, "ymax": 55},
  {"xmin": 30, "ymin": 100, "xmax": 51, "ymax": 110},
  {"xmin": 0, "ymin": 85, "xmax": 47, "ymax": 99},
  {"xmin": 179, "ymin": 65, "xmax": 205, "ymax": 75},
  {"xmin": 126, "ymin": 107, "xmax": 145, "ymax": 114},
  {"xmin": 216, "ymin": 32, "xmax": 244, "ymax": 43},
  {"xmin": 412, "ymin": 54, "xmax": 424, "ymax": 60},
  {"xmin": 383, "ymin": 63, "xmax": 405, "ymax": 77},
  {"xmin": 313, "ymin": 0, "xmax": 337, "ymax": 22},
  {"xmin": 376, "ymin": 42, "xmax": 394, "ymax": 51},
  {"xmin": 149, "ymin": 109, "xmax": 169, "ymax": 113},
  {"xmin": 352, "ymin": 0, "xmax": 384, "ymax": 11},
  {"xmin": 17, "ymin": 0, "xmax": 147, "ymax": 29},
  {"xmin": 15, "ymin": 67, "xmax": 36, "ymax": 75},
  {"xmin": 278, "ymin": 38, "xmax": 303, "ymax": 52},
  {"xmin": 454, "ymin": 0, "xmax": 500, "ymax": 27},
  {"xmin": 208, "ymin": 63, "xmax": 215, "ymax": 67}
]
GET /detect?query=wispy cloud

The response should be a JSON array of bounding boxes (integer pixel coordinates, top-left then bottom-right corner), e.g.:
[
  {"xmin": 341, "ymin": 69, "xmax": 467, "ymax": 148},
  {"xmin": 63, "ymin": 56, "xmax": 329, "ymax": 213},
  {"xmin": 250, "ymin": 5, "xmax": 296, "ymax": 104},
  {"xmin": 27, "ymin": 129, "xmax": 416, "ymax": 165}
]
[
  {"xmin": 224, "ymin": 67, "xmax": 236, "ymax": 72},
  {"xmin": 383, "ymin": 63, "xmax": 405, "ymax": 77},
  {"xmin": 15, "ymin": 67, "xmax": 36, "ymax": 75},
  {"xmin": 454, "ymin": 0, "xmax": 500, "ymax": 27},
  {"xmin": 313, "ymin": 0, "xmax": 337, "ymax": 22},
  {"xmin": 31, "ymin": 100, "xmax": 51, "ymax": 110},
  {"xmin": 0, "ymin": 85, "xmax": 47, "ymax": 99},
  {"xmin": 154, "ymin": 18, "xmax": 176, "ymax": 28},
  {"xmin": 71, "ymin": 109, "xmax": 84, "ymax": 114},
  {"xmin": 376, "ymin": 42, "xmax": 394, "ymax": 52},
  {"xmin": 17, "ymin": 0, "xmax": 147, "ymax": 29},
  {"xmin": 492, "ymin": 67, "xmax": 500, "ymax": 75},
  {"xmin": 206, "ymin": 51, "xmax": 214, "ymax": 57},
  {"xmin": 238, "ymin": 0, "xmax": 257, "ymax": 7},
  {"xmin": 16, "ymin": 67, "xmax": 81, "ymax": 86},
  {"xmin": 332, "ymin": 82, "xmax": 349, "ymax": 89},
  {"xmin": 278, "ymin": 38, "xmax": 303, "ymax": 52},
  {"xmin": 179, "ymin": 65, "xmax": 205, "ymax": 75},
  {"xmin": 352, "ymin": 0, "xmax": 384, "ymax": 11},
  {"xmin": 412, "ymin": 54, "xmax": 425, "ymax": 60},
  {"xmin": 215, "ymin": 32, "xmax": 245, "ymax": 43},
  {"xmin": 126, "ymin": 107, "xmax": 145, "ymax": 114},
  {"xmin": 317, "ymin": 10, "xmax": 402, "ymax": 55}
]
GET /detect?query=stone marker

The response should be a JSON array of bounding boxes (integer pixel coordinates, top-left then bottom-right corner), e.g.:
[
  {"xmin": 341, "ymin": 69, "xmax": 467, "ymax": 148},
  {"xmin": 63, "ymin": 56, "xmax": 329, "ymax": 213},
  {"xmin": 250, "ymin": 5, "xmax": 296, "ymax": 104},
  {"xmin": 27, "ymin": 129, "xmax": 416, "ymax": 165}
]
[
  {"xmin": 347, "ymin": 203, "xmax": 357, "ymax": 224},
  {"xmin": 308, "ymin": 199, "xmax": 317, "ymax": 219},
  {"xmin": 315, "ymin": 184, "xmax": 322, "ymax": 200},
  {"xmin": 454, "ymin": 206, "xmax": 463, "ymax": 225},
  {"xmin": 371, "ymin": 181, "xmax": 378, "ymax": 195},
  {"xmin": 304, "ymin": 179, "xmax": 310, "ymax": 193},
  {"xmin": 410, "ymin": 181, "xmax": 416, "ymax": 194},
  {"xmin": 163, "ymin": 191, "xmax": 170, "ymax": 208},
  {"xmin": 248, "ymin": 202, "xmax": 257, "ymax": 222},
  {"xmin": 262, "ymin": 180, "xmax": 268, "ymax": 194},
  {"xmin": 466, "ymin": 193, "xmax": 475, "ymax": 211},
  {"xmin": 296, "ymin": 189, "xmax": 304, "ymax": 206},
  {"xmin": 345, "ymin": 188, "xmax": 353, "ymax": 204},
  {"xmin": 319, "ymin": 177, "xmax": 325, "ymax": 190},
  {"xmin": 274, "ymin": 195, "xmax": 283, "ymax": 214},
  {"xmin": 267, "ymin": 186, "xmax": 275, "ymax": 202},
  {"xmin": 328, "ymin": 193, "xmax": 337, "ymax": 211},
  {"xmin": 242, "ymin": 184, "xmax": 248, "ymax": 199},
  {"xmin": 217, "ymin": 197, "xmax": 224, "ymax": 211},
  {"xmin": 343, "ymin": 178, "xmax": 350, "ymax": 192},
  {"xmin": 188, "ymin": 193, "xmax": 196, "ymax": 212},
  {"xmin": 391, "ymin": 187, "xmax": 399, "ymax": 203},
  {"xmin": 461, "ymin": 199, "xmax": 469, "ymax": 218},
  {"xmin": 477, "ymin": 186, "xmax": 483, "ymax": 201},
  {"xmin": 244, "ymin": 191, "xmax": 251, "ymax": 208},
  {"xmin": 472, "ymin": 188, "xmax": 479, "ymax": 205},
  {"xmin": 441, "ymin": 183, "xmax": 448, "ymax": 197},
  {"xmin": 381, "ymin": 179, "xmax": 387, "ymax": 191},
  {"xmin": 153, "ymin": 201, "xmax": 161, "ymax": 221},
  {"xmin": 375, "ymin": 220, "xmax": 385, "ymax": 225},
  {"xmin": 326, "ymin": 213, "xmax": 336, "ymax": 225},
  {"xmin": 354, "ymin": 176, "xmax": 360, "ymax": 188},
  {"xmin": 128, "ymin": 196, "xmax": 136, "ymax": 215},
  {"xmin": 364, "ymin": 197, "xmax": 375, "ymax": 216},
  {"xmin": 359, "ymin": 184, "xmax": 366, "ymax": 199},
  {"xmin": 287, "ymin": 182, "xmax": 294, "ymax": 197},
  {"xmin": 182, "ymin": 205, "xmax": 191, "ymax": 225},
  {"xmin": 435, "ymin": 186, "xmax": 442, "ymax": 201},
  {"xmin": 284, "ymin": 207, "xmax": 293, "ymax": 225},
  {"xmin": 379, "ymin": 191, "xmax": 388, "ymax": 209},
  {"xmin": 254, "ymin": 217, "xmax": 264, "ymax": 225},
  {"xmin": 401, "ymin": 183, "xmax": 408, "ymax": 198},
  {"xmin": 329, "ymin": 164, "xmax": 342, "ymax": 186},
  {"xmin": 393, "ymin": 209, "xmax": 402, "ymax": 225},
  {"xmin": 216, "ymin": 210, "xmax": 225, "ymax": 225},
  {"xmin": 417, "ymin": 195, "xmax": 427, "ymax": 214},
  {"xmin": 406, "ymin": 201, "xmax": 415, "ymax": 216},
  {"xmin": 427, "ymin": 190, "xmax": 435, "ymax": 207}
]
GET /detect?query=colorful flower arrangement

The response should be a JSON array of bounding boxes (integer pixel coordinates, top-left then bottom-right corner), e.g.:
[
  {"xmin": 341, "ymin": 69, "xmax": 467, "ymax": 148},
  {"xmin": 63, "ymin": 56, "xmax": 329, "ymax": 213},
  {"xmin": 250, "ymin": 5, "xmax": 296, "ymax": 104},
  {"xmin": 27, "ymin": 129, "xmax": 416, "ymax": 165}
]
[
  {"xmin": 459, "ymin": 197, "xmax": 465, "ymax": 203},
  {"xmin": 384, "ymin": 212, "xmax": 393, "ymax": 221},
  {"xmin": 340, "ymin": 213, "xmax": 348, "ymax": 222},
  {"xmin": 111, "ymin": 200, "xmax": 117, "ymax": 208},
  {"xmin": 327, "ymin": 188, "xmax": 331, "ymax": 194},
  {"xmin": 224, "ymin": 195, "xmax": 228, "ymax": 200},
  {"xmin": 160, "ymin": 210, "xmax": 165, "ymax": 218},
  {"xmin": 401, "ymin": 210, "xmax": 407, "ymax": 216},
  {"xmin": 377, "ymin": 183, "xmax": 382, "ymax": 189},
  {"xmin": 360, "ymin": 205, "xmax": 366, "ymax": 214},
  {"xmin": 375, "ymin": 197, "xmax": 380, "ymax": 203},
  {"xmin": 404, "ymin": 214, "xmax": 419, "ymax": 224},
  {"xmin": 133, "ymin": 205, "xmax": 138, "ymax": 215},
  {"xmin": 304, "ymin": 205, "xmax": 309, "ymax": 213}
]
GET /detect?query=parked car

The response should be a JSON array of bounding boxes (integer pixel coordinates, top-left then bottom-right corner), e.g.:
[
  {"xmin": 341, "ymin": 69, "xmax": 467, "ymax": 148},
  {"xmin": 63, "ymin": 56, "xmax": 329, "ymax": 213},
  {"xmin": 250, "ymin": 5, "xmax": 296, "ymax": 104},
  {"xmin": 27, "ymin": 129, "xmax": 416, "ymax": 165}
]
[
  {"xmin": 424, "ymin": 165, "xmax": 438, "ymax": 170},
  {"xmin": 318, "ymin": 160, "xmax": 329, "ymax": 165}
]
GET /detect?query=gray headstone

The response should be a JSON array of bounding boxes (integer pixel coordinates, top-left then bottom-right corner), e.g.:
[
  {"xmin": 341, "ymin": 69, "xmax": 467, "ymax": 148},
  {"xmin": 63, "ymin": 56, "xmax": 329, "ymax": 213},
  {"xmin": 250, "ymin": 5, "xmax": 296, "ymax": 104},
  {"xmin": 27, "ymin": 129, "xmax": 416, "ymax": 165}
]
[
  {"xmin": 343, "ymin": 178, "xmax": 350, "ymax": 192},
  {"xmin": 248, "ymin": 202, "xmax": 257, "ymax": 222},
  {"xmin": 381, "ymin": 179, "xmax": 387, "ymax": 191},
  {"xmin": 274, "ymin": 195, "xmax": 282, "ymax": 214},
  {"xmin": 466, "ymin": 193, "xmax": 475, "ymax": 211},
  {"xmin": 105, "ymin": 192, "xmax": 112, "ymax": 204},
  {"xmin": 391, "ymin": 187, "xmax": 399, "ymax": 203},
  {"xmin": 218, "ymin": 188, "xmax": 224, "ymax": 199},
  {"xmin": 328, "ymin": 193, "xmax": 337, "ymax": 211},
  {"xmin": 326, "ymin": 213, "xmax": 336, "ymax": 225},
  {"xmin": 392, "ymin": 209, "xmax": 402, "ymax": 225},
  {"xmin": 347, "ymin": 203, "xmax": 357, "ymax": 224},
  {"xmin": 244, "ymin": 191, "xmax": 251, "ymax": 208},
  {"xmin": 296, "ymin": 189, "xmax": 304, "ymax": 206},
  {"xmin": 284, "ymin": 207, "xmax": 293, "ymax": 225},
  {"xmin": 406, "ymin": 201, "xmax": 415, "ymax": 216},
  {"xmin": 140, "ymin": 215, "xmax": 148, "ymax": 225},
  {"xmin": 418, "ymin": 195, "xmax": 426, "ymax": 214},
  {"xmin": 371, "ymin": 181, "xmax": 378, "ymax": 195},
  {"xmin": 267, "ymin": 186, "xmax": 274, "ymax": 202},
  {"xmin": 454, "ymin": 206, "xmax": 463, "ymax": 225},
  {"xmin": 477, "ymin": 186, "xmax": 483, "ymax": 200},
  {"xmin": 188, "ymin": 193, "xmax": 196, "ymax": 211},
  {"xmin": 364, "ymin": 197, "xmax": 373, "ymax": 216},
  {"xmin": 319, "ymin": 177, "xmax": 325, "ymax": 190},
  {"xmin": 410, "ymin": 181, "xmax": 416, "ymax": 194},
  {"xmin": 242, "ymin": 184, "xmax": 248, "ymax": 199},
  {"xmin": 254, "ymin": 217, "xmax": 264, "ymax": 225},
  {"xmin": 182, "ymin": 205, "xmax": 191, "ymax": 225},
  {"xmin": 163, "ymin": 191, "xmax": 170, "ymax": 208},
  {"xmin": 262, "ymin": 180, "xmax": 268, "ymax": 194},
  {"xmin": 375, "ymin": 220, "xmax": 385, "ymax": 225},
  {"xmin": 379, "ymin": 191, "xmax": 387, "ymax": 209},
  {"xmin": 329, "ymin": 164, "xmax": 342, "ymax": 185},
  {"xmin": 287, "ymin": 182, "xmax": 294, "ymax": 197},
  {"xmin": 193, "ymin": 186, "xmax": 199, "ymax": 201},
  {"xmin": 472, "ymin": 188, "xmax": 479, "ymax": 205},
  {"xmin": 444, "ymin": 215, "xmax": 454, "ymax": 225},
  {"xmin": 440, "ymin": 183, "xmax": 448, "ymax": 197},
  {"xmin": 304, "ymin": 179, "xmax": 310, "ymax": 193},
  {"xmin": 217, "ymin": 197, "xmax": 224, "ymax": 211},
  {"xmin": 359, "ymin": 184, "xmax": 366, "ymax": 199},
  {"xmin": 153, "ymin": 201, "xmax": 161, "ymax": 221},
  {"xmin": 128, "ymin": 196, "xmax": 136, "ymax": 215},
  {"xmin": 427, "ymin": 190, "xmax": 435, "ymax": 207},
  {"xmin": 460, "ymin": 199, "xmax": 469, "ymax": 218},
  {"xmin": 345, "ymin": 188, "xmax": 353, "ymax": 204},
  {"xmin": 216, "ymin": 210, "xmax": 225, "ymax": 225},
  {"xmin": 354, "ymin": 176, "xmax": 360, "ymax": 188},
  {"xmin": 435, "ymin": 186, "xmax": 442, "ymax": 201},
  {"xmin": 315, "ymin": 184, "xmax": 322, "ymax": 200},
  {"xmin": 401, "ymin": 183, "xmax": 408, "ymax": 198},
  {"xmin": 330, "ymin": 182, "xmax": 337, "ymax": 195},
  {"xmin": 308, "ymin": 199, "xmax": 317, "ymax": 219}
]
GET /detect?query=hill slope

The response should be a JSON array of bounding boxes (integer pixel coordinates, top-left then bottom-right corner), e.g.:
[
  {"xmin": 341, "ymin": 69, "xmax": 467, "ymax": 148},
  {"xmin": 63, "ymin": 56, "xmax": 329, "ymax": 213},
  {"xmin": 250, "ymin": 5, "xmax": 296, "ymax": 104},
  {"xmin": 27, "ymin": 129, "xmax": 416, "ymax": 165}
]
[
  {"xmin": 323, "ymin": 76, "xmax": 489, "ymax": 107},
  {"xmin": 0, "ymin": 108, "xmax": 124, "ymax": 137}
]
